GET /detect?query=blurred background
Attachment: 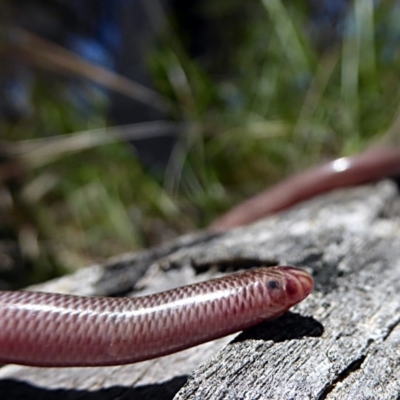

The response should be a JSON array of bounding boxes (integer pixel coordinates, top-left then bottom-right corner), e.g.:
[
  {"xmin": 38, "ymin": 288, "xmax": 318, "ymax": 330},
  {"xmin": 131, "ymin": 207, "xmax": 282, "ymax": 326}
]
[{"xmin": 1, "ymin": 0, "xmax": 400, "ymax": 288}]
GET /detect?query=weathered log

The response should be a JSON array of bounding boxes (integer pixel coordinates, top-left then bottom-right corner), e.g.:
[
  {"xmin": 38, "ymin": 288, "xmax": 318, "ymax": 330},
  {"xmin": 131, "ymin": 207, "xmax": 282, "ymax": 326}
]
[{"xmin": 0, "ymin": 180, "xmax": 400, "ymax": 399}]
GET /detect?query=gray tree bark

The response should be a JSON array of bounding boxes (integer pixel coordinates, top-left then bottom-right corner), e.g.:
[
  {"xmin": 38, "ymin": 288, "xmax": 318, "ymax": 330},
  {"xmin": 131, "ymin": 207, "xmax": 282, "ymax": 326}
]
[{"xmin": 0, "ymin": 180, "xmax": 400, "ymax": 399}]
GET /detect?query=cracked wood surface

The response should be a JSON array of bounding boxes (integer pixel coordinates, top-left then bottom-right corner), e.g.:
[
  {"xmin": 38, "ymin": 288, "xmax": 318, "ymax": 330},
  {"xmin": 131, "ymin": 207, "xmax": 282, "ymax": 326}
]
[{"xmin": 0, "ymin": 180, "xmax": 400, "ymax": 399}]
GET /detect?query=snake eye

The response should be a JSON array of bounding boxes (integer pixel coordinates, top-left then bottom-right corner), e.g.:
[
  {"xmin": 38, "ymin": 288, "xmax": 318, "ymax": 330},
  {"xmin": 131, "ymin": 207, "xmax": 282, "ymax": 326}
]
[{"xmin": 268, "ymin": 280, "xmax": 279, "ymax": 289}]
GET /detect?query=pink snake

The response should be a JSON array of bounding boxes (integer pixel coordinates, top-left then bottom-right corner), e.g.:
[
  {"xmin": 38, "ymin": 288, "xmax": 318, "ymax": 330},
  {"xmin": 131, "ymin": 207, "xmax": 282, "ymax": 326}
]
[
  {"xmin": 211, "ymin": 147, "xmax": 400, "ymax": 230},
  {"xmin": 0, "ymin": 266, "xmax": 313, "ymax": 367},
  {"xmin": 2, "ymin": 147, "xmax": 399, "ymax": 367},
  {"xmin": 2, "ymin": 147, "xmax": 398, "ymax": 367}
]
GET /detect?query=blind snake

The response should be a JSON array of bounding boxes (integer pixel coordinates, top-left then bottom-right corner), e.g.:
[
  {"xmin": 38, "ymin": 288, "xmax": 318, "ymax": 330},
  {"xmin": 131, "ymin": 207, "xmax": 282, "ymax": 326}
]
[
  {"xmin": 4, "ymin": 146, "xmax": 396, "ymax": 367},
  {"xmin": 0, "ymin": 266, "xmax": 313, "ymax": 367},
  {"xmin": 16, "ymin": 143, "xmax": 387, "ymax": 367}
]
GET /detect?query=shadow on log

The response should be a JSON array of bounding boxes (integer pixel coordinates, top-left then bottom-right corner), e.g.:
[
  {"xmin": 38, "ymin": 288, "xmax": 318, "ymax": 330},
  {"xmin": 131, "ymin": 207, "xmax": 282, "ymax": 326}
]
[{"xmin": 0, "ymin": 375, "xmax": 188, "ymax": 400}]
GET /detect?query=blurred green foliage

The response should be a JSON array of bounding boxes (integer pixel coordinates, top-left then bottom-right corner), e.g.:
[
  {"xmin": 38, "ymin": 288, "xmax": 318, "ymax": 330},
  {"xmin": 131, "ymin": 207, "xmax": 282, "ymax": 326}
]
[{"xmin": 1, "ymin": 0, "xmax": 400, "ymax": 287}]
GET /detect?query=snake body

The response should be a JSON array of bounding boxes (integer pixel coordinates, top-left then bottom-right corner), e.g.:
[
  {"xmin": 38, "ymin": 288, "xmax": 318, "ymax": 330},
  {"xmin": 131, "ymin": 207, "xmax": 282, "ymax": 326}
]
[
  {"xmin": 0, "ymin": 266, "xmax": 313, "ymax": 367},
  {"xmin": 211, "ymin": 148, "xmax": 400, "ymax": 230}
]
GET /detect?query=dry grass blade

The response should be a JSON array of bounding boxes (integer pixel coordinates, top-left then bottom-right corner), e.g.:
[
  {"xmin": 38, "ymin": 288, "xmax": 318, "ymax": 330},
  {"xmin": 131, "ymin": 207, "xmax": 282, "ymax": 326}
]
[
  {"xmin": 1, "ymin": 28, "xmax": 174, "ymax": 113},
  {"xmin": 3, "ymin": 121, "xmax": 188, "ymax": 169}
]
